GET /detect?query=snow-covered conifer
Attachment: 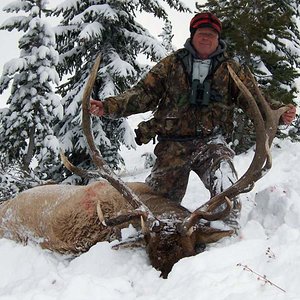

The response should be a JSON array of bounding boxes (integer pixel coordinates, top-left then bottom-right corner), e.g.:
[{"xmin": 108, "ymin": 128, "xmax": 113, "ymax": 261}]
[
  {"xmin": 0, "ymin": 0, "xmax": 62, "ymax": 177},
  {"xmin": 51, "ymin": 0, "xmax": 189, "ymax": 180},
  {"xmin": 197, "ymin": 0, "xmax": 300, "ymax": 103},
  {"xmin": 0, "ymin": 161, "xmax": 42, "ymax": 201},
  {"xmin": 197, "ymin": 0, "xmax": 300, "ymax": 151},
  {"xmin": 159, "ymin": 20, "xmax": 175, "ymax": 54}
]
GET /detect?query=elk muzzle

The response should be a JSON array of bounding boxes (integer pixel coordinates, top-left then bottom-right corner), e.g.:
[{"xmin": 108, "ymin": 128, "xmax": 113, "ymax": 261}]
[{"xmin": 144, "ymin": 221, "xmax": 197, "ymax": 278}]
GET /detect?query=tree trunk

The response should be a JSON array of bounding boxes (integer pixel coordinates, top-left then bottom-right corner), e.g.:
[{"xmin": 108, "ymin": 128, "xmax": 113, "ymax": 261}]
[{"xmin": 23, "ymin": 126, "xmax": 35, "ymax": 172}]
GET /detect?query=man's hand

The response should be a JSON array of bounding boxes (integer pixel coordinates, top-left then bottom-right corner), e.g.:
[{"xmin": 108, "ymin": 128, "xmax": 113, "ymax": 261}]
[
  {"xmin": 90, "ymin": 99, "xmax": 104, "ymax": 117},
  {"xmin": 281, "ymin": 104, "xmax": 296, "ymax": 125}
]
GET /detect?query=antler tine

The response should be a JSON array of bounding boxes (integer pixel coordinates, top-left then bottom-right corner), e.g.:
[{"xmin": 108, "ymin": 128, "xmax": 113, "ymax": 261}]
[
  {"xmin": 240, "ymin": 66, "xmax": 288, "ymax": 173},
  {"xmin": 181, "ymin": 64, "xmax": 289, "ymax": 232},
  {"xmin": 60, "ymin": 150, "xmax": 99, "ymax": 179},
  {"xmin": 180, "ymin": 196, "xmax": 233, "ymax": 235},
  {"xmin": 245, "ymin": 65, "xmax": 289, "ymax": 144},
  {"xmin": 81, "ymin": 55, "xmax": 154, "ymax": 217}
]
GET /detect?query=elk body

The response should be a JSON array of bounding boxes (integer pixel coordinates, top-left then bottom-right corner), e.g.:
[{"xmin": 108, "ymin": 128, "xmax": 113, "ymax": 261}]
[
  {"xmin": 0, "ymin": 180, "xmax": 232, "ymax": 278},
  {"xmin": 0, "ymin": 180, "xmax": 134, "ymax": 253},
  {"xmin": 0, "ymin": 56, "xmax": 289, "ymax": 278}
]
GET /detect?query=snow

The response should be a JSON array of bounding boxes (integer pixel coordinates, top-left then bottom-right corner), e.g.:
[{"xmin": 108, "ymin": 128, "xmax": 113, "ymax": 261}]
[
  {"xmin": 102, "ymin": 51, "xmax": 138, "ymax": 79},
  {"xmin": 71, "ymin": 4, "xmax": 119, "ymax": 25},
  {"xmin": 1, "ymin": 121, "xmax": 300, "ymax": 299},
  {"xmin": 0, "ymin": 15, "xmax": 27, "ymax": 28},
  {"xmin": 123, "ymin": 28, "xmax": 167, "ymax": 60},
  {"xmin": 55, "ymin": 0, "xmax": 86, "ymax": 13},
  {"xmin": 2, "ymin": 57, "xmax": 27, "ymax": 75},
  {"xmin": 0, "ymin": 0, "xmax": 299, "ymax": 298},
  {"xmin": 78, "ymin": 22, "xmax": 104, "ymax": 40}
]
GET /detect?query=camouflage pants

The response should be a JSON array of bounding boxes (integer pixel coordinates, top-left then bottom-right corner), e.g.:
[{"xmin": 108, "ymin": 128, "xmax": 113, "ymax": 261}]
[{"xmin": 146, "ymin": 138, "xmax": 238, "ymax": 204}]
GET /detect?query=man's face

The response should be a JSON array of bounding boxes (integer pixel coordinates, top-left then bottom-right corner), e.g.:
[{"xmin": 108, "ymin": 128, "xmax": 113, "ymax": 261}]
[{"xmin": 191, "ymin": 27, "xmax": 219, "ymax": 59}]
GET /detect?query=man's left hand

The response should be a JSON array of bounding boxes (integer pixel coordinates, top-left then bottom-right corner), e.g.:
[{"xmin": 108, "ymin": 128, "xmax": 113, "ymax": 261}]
[{"xmin": 281, "ymin": 104, "xmax": 296, "ymax": 125}]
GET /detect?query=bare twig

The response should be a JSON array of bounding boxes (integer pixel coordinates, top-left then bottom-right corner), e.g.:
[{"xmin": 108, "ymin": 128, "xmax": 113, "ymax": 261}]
[
  {"xmin": 237, "ymin": 263, "xmax": 286, "ymax": 293},
  {"xmin": 265, "ymin": 247, "xmax": 276, "ymax": 260}
]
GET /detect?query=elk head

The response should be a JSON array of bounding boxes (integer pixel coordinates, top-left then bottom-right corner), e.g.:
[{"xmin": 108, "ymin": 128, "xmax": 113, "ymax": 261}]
[
  {"xmin": 144, "ymin": 221, "xmax": 196, "ymax": 278},
  {"xmin": 140, "ymin": 201, "xmax": 233, "ymax": 278},
  {"xmin": 64, "ymin": 55, "xmax": 288, "ymax": 278}
]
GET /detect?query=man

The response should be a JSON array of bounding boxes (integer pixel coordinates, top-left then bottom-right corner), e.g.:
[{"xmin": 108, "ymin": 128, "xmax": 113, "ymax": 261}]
[{"xmin": 90, "ymin": 12, "xmax": 296, "ymax": 228}]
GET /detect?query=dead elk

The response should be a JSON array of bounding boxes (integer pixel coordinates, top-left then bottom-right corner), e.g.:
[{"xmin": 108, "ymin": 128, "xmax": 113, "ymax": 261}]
[
  {"xmin": 0, "ymin": 180, "xmax": 233, "ymax": 278},
  {"xmin": 0, "ymin": 56, "xmax": 289, "ymax": 278}
]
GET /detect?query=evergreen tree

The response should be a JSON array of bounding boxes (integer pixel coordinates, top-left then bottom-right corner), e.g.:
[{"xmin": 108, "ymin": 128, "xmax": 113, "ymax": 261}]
[
  {"xmin": 159, "ymin": 20, "xmax": 175, "ymax": 54},
  {"xmin": 0, "ymin": 0, "xmax": 62, "ymax": 177},
  {"xmin": 196, "ymin": 0, "xmax": 300, "ymax": 152},
  {"xmin": 197, "ymin": 0, "xmax": 300, "ymax": 104},
  {"xmin": 51, "ymin": 0, "xmax": 190, "ymax": 181},
  {"xmin": 0, "ymin": 161, "xmax": 43, "ymax": 201}
]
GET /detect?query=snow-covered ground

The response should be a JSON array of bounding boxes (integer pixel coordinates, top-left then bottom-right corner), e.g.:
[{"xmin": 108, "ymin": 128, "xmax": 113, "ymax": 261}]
[
  {"xmin": 1, "ymin": 116, "xmax": 300, "ymax": 300},
  {"xmin": 0, "ymin": 0, "xmax": 299, "ymax": 297}
]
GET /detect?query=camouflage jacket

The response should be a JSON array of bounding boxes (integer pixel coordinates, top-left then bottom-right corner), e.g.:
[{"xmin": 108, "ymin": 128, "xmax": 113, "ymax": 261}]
[{"xmin": 102, "ymin": 39, "xmax": 281, "ymax": 142}]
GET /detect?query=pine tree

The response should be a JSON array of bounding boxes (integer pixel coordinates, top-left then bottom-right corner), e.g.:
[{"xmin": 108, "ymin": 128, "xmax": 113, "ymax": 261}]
[
  {"xmin": 0, "ymin": 0, "xmax": 62, "ymax": 177},
  {"xmin": 196, "ymin": 0, "xmax": 300, "ymax": 152},
  {"xmin": 0, "ymin": 161, "xmax": 42, "ymax": 201},
  {"xmin": 197, "ymin": 0, "xmax": 300, "ymax": 104},
  {"xmin": 51, "ymin": 0, "xmax": 190, "ymax": 181},
  {"xmin": 159, "ymin": 20, "xmax": 175, "ymax": 54}
]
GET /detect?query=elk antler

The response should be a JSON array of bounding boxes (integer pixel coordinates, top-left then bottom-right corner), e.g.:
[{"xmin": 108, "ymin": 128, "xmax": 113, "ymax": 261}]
[
  {"xmin": 181, "ymin": 64, "xmax": 289, "ymax": 232},
  {"xmin": 64, "ymin": 56, "xmax": 231, "ymax": 226},
  {"xmin": 81, "ymin": 55, "xmax": 154, "ymax": 217},
  {"xmin": 60, "ymin": 150, "xmax": 99, "ymax": 179}
]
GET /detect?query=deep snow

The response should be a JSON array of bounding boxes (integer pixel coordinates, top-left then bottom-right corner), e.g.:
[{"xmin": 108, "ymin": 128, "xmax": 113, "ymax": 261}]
[
  {"xmin": 1, "ymin": 114, "xmax": 300, "ymax": 300},
  {"xmin": 0, "ymin": 1, "xmax": 299, "ymax": 298}
]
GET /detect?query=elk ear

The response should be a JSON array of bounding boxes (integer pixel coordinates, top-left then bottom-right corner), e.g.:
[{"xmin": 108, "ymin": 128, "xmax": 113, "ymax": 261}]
[{"xmin": 194, "ymin": 227, "xmax": 234, "ymax": 244}]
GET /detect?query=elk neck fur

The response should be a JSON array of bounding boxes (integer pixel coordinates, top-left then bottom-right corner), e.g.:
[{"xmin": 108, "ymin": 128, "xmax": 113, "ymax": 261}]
[{"xmin": 0, "ymin": 181, "xmax": 192, "ymax": 255}]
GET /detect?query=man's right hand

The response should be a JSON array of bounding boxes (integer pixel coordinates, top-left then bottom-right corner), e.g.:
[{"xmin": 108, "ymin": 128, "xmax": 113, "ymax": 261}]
[{"xmin": 90, "ymin": 99, "xmax": 104, "ymax": 117}]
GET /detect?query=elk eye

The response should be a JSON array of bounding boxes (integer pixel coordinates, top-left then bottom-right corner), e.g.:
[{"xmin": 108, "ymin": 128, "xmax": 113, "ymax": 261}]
[
  {"xmin": 195, "ymin": 243, "xmax": 206, "ymax": 253},
  {"xmin": 152, "ymin": 225, "xmax": 161, "ymax": 233}
]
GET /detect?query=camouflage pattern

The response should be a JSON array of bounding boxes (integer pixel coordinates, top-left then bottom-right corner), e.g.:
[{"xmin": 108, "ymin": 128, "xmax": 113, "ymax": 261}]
[
  {"xmin": 103, "ymin": 52, "xmax": 280, "ymax": 140},
  {"xmin": 104, "ymin": 52, "xmax": 234, "ymax": 136},
  {"xmin": 145, "ymin": 138, "xmax": 237, "ymax": 202},
  {"xmin": 102, "ymin": 45, "xmax": 282, "ymax": 207}
]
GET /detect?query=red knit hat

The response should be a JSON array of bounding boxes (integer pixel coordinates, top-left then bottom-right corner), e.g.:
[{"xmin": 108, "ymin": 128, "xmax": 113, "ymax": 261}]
[{"xmin": 190, "ymin": 12, "xmax": 222, "ymax": 37}]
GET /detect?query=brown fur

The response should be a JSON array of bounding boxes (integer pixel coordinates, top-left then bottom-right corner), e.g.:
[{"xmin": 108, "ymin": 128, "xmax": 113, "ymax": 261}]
[
  {"xmin": 0, "ymin": 180, "xmax": 232, "ymax": 277},
  {"xmin": 0, "ymin": 181, "xmax": 135, "ymax": 253},
  {"xmin": 0, "ymin": 181, "xmax": 191, "ymax": 252},
  {"xmin": 0, "ymin": 57, "xmax": 286, "ymax": 278},
  {"xmin": 0, "ymin": 181, "xmax": 231, "ymax": 277}
]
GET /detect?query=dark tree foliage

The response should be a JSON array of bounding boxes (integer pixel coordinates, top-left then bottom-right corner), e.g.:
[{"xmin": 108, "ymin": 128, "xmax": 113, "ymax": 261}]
[
  {"xmin": 0, "ymin": 162, "xmax": 43, "ymax": 202},
  {"xmin": 51, "ymin": 0, "xmax": 190, "ymax": 182},
  {"xmin": 197, "ymin": 0, "xmax": 300, "ymax": 103},
  {"xmin": 0, "ymin": 0, "xmax": 62, "ymax": 184},
  {"xmin": 196, "ymin": 0, "xmax": 300, "ymax": 152}
]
